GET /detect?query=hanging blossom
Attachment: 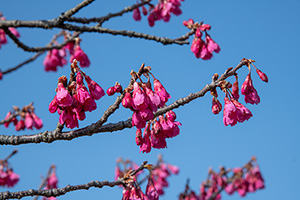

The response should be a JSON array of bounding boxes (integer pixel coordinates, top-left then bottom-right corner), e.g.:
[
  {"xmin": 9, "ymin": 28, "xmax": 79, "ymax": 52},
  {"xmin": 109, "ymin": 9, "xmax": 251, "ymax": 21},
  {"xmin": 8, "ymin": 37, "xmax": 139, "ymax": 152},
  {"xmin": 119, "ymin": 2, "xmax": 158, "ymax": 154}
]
[
  {"xmin": 0, "ymin": 16, "xmax": 21, "ymax": 49},
  {"xmin": 42, "ymin": 165, "xmax": 59, "ymax": 200},
  {"xmin": 121, "ymin": 64, "xmax": 181, "ymax": 153},
  {"xmin": 183, "ymin": 19, "xmax": 220, "ymax": 60},
  {"xmin": 132, "ymin": 0, "xmax": 184, "ymax": 26},
  {"xmin": 43, "ymin": 34, "xmax": 90, "ymax": 72},
  {"xmin": 178, "ymin": 157, "xmax": 264, "ymax": 200},
  {"xmin": 2, "ymin": 103, "xmax": 43, "ymax": 131},
  {"xmin": 48, "ymin": 59, "xmax": 105, "ymax": 129},
  {"xmin": 116, "ymin": 155, "xmax": 179, "ymax": 200},
  {"xmin": 210, "ymin": 59, "xmax": 268, "ymax": 126},
  {"xmin": 0, "ymin": 150, "xmax": 20, "ymax": 188},
  {"xmin": 241, "ymin": 59, "xmax": 268, "ymax": 105}
]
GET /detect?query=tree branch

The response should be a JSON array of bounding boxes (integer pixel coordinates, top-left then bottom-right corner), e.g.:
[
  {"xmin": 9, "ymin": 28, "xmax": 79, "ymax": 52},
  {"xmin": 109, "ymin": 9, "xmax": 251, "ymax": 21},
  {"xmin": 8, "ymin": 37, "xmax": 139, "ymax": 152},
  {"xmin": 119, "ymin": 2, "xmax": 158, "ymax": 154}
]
[
  {"xmin": 0, "ymin": 60, "xmax": 247, "ymax": 146},
  {"xmin": 0, "ymin": 161, "xmax": 148, "ymax": 199}
]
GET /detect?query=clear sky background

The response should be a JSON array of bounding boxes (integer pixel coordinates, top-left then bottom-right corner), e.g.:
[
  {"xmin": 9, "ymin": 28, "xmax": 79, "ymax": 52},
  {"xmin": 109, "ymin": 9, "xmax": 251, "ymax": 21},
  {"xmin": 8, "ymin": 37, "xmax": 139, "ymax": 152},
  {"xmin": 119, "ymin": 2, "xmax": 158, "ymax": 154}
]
[{"xmin": 1, "ymin": 0, "xmax": 300, "ymax": 199}]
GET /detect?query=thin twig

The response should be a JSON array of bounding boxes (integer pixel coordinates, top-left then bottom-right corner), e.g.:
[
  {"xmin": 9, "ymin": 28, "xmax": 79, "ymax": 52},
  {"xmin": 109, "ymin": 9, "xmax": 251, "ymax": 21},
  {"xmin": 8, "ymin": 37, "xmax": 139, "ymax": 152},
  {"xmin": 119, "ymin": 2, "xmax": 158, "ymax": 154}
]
[{"xmin": 55, "ymin": 0, "xmax": 95, "ymax": 24}]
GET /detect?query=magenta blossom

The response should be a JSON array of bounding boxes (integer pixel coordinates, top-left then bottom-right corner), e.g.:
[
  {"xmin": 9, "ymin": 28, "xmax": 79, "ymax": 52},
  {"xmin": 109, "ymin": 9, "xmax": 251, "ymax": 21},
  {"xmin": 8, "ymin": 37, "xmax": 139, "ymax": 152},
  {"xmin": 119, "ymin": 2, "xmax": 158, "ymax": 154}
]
[
  {"xmin": 70, "ymin": 45, "xmax": 90, "ymax": 67},
  {"xmin": 56, "ymin": 83, "xmax": 73, "ymax": 107},
  {"xmin": 133, "ymin": 7, "xmax": 142, "ymax": 21},
  {"xmin": 241, "ymin": 74, "xmax": 260, "ymax": 105}
]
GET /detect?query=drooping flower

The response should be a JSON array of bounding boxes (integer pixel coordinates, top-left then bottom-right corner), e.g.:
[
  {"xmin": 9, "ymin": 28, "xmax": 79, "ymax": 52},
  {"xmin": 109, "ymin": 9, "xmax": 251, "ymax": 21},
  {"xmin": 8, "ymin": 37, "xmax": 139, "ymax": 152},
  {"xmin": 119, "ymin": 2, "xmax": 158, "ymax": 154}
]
[
  {"xmin": 212, "ymin": 97, "xmax": 222, "ymax": 114},
  {"xmin": 5, "ymin": 170, "xmax": 19, "ymax": 188},
  {"xmin": 70, "ymin": 45, "xmax": 90, "ymax": 67},
  {"xmin": 241, "ymin": 74, "xmax": 260, "ymax": 105},
  {"xmin": 153, "ymin": 79, "xmax": 170, "ymax": 107},
  {"xmin": 56, "ymin": 83, "xmax": 73, "ymax": 107},
  {"xmin": 24, "ymin": 112, "xmax": 34, "ymax": 130},
  {"xmin": 133, "ymin": 7, "xmax": 142, "ymax": 21},
  {"xmin": 31, "ymin": 112, "xmax": 43, "ymax": 129},
  {"xmin": 146, "ymin": 177, "xmax": 159, "ymax": 200}
]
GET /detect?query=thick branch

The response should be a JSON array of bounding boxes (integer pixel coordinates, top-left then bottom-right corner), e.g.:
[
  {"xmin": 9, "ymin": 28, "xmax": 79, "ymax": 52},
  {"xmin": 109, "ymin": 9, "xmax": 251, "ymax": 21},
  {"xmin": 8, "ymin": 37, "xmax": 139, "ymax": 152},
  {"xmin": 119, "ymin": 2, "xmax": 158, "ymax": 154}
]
[
  {"xmin": 0, "ymin": 60, "xmax": 247, "ymax": 146},
  {"xmin": 0, "ymin": 161, "xmax": 147, "ymax": 199}
]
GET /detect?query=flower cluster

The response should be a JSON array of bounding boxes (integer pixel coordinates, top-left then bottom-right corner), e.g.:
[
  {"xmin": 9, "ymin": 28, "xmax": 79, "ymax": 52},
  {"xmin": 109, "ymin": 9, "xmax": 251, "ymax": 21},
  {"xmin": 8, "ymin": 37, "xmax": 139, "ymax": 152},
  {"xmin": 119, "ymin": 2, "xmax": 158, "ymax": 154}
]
[
  {"xmin": 48, "ymin": 59, "xmax": 105, "ymax": 129},
  {"xmin": 183, "ymin": 19, "xmax": 220, "ymax": 60},
  {"xmin": 2, "ymin": 103, "xmax": 43, "ymax": 131},
  {"xmin": 43, "ymin": 165, "xmax": 59, "ymax": 200},
  {"xmin": 0, "ymin": 15, "xmax": 20, "ymax": 49},
  {"xmin": 0, "ymin": 150, "xmax": 20, "ymax": 188},
  {"xmin": 133, "ymin": 0, "xmax": 183, "ymax": 26},
  {"xmin": 116, "ymin": 155, "xmax": 179, "ymax": 200},
  {"xmin": 178, "ymin": 157, "xmax": 264, "ymax": 200},
  {"xmin": 211, "ymin": 59, "xmax": 268, "ymax": 126},
  {"xmin": 121, "ymin": 65, "xmax": 181, "ymax": 153},
  {"xmin": 43, "ymin": 35, "xmax": 90, "ymax": 72}
]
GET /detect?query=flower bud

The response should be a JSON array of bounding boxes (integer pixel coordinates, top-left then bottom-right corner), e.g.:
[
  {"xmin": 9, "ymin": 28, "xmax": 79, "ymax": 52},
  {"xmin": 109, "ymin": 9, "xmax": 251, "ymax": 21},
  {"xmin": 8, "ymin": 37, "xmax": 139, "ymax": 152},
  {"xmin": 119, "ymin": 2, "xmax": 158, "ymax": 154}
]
[
  {"xmin": 256, "ymin": 69, "xmax": 268, "ymax": 83},
  {"xmin": 106, "ymin": 86, "xmax": 115, "ymax": 96}
]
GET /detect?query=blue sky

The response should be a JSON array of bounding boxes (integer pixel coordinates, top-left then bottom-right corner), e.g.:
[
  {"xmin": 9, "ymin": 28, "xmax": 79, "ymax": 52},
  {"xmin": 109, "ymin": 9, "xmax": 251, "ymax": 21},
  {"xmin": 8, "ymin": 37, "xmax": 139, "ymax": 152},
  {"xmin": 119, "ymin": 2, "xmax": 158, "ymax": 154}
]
[{"xmin": 1, "ymin": 0, "xmax": 300, "ymax": 199}]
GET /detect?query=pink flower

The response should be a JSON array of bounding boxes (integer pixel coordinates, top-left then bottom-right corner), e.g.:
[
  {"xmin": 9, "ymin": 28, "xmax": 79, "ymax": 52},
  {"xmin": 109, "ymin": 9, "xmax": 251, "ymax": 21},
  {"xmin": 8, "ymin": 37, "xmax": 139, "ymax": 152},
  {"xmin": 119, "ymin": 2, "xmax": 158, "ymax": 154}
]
[
  {"xmin": 223, "ymin": 97, "xmax": 252, "ymax": 126},
  {"xmin": 114, "ymin": 84, "xmax": 122, "ymax": 93},
  {"xmin": 0, "ymin": 69, "xmax": 2, "ymax": 80},
  {"xmin": 142, "ymin": 6, "xmax": 148, "ymax": 15},
  {"xmin": 143, "ymin": 83, "xmax": 161, "ymax": 112},
  {"xmin": 43, "ymin": 49, "xmax": 67, "ymax": 72},
  {"xmin": 241, "ymin": 74, "xmax": 260, "ymax": 105},
  {"xmin": 24, "ymin": 112, "xmax": 34, "ymax": 130},
  {"xmin": 132, "ymin": 111, "xmax": 147, "ymax": 129},
  {"xmin": 70, "ymin": 45, "xmax": 90, "ymax": 67},
  {"xmin": 132, "ymin": 81, "xmax": 149, "ymax": 110},
  {"xmin": 122, "ymin": 92, "xmax": 133, "ymax": 108},
  {"xmin": 212, "ymin": 97, "xmax": 222, "ymax": 114},
  {"xmin": 59, "ymin": 107, "xmax": 79, "ymax": 129},
  {"xmin": 206, "ymin": 35, "xmax": 220, "ymax": 54},
  {"xmin": 153, "ymin": 79, "xmax": 170, "ymax": 107},
  {"xmin": 84, "ymin": 75, "xmax": 105, "ymax": 100},
  {"xmin": 256, "ymin": 69, "xmax": 268, "ymax": 83},
  {"xmin": 6, "ymin": 170, "xmax": 19, "ymax": 188},
  {"xmin": 49, "ymin": 96, "xmax": 58, "ymax": 113},
  {"xmin": 31, "ymin": 112, "xmax": 43, "ymax": 129},
  {"xmin": 146, "ymin": 178, "xmax": 159, "ymax": 200},
  {"xmin": 231, "ymin": 99, "xmax": 252, "ymax": 123},
  {"xmin": 135, "ymin": 129, "xmax": 143, "ymax": 146},
  {"xmin": 223, "ymin": 97, "xmax": 238, "ymax": 126},
  {"xmin": 15, "ymin": 119, "xmax": 25, "ymax": 131},
  {"xmin": 47, "ymin": 171, "xmax": 58, "ymax": 189},
  {"xmin": 56, "ymin": 83, "xmax": 73, "ymax": 107},
  {"xmin": 133, "ymin": 7, "xmax": 142, "ymax": 21}
]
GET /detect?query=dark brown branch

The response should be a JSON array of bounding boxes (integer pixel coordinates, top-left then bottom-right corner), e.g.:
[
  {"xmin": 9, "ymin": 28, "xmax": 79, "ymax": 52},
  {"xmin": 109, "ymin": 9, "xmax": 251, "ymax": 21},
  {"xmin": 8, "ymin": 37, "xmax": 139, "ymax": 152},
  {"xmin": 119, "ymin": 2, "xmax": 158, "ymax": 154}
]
[
  {"xmin": 0, "ymin": 60, "xmax": 247, "ymax": 146},
  {"xmin": 0, "ymin": 161, "xmax": 148, "ymax": 199},
  {"xmin": 67, "ymin": 0, "xmax": 151, "ymax": 25},
  {"xmin": 0, "ymin": 21, "xmax": 189, "ymax": 45}
]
